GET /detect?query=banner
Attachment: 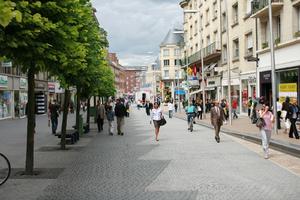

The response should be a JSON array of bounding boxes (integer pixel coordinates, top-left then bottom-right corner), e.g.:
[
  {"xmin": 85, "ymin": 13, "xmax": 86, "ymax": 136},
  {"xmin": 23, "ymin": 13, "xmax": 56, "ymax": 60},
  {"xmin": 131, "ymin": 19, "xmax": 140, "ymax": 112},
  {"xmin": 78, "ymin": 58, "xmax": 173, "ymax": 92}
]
[{"xmin": 279, "ymin": 83, "xmax": 297, "ymax": 103}]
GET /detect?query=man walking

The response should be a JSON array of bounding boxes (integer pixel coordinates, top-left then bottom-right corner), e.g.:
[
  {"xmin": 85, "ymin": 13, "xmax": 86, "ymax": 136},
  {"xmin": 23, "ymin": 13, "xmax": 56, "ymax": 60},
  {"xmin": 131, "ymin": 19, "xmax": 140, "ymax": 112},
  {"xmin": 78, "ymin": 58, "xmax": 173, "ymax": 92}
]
[
  {"xmin": 168, "ymin": 101, "xmax": 174, "ymax": 118},
  {"xmin": 114, "ymin": 98, "xmax": 127, "ymax": 136},
  {"xmin": 96, "ymin": 100, "xmax": 105, "ymax": 132},
  {"xmin": 276, "ymin": 98, "xmax": 282, "ymax": 129},
  {"xmin": 145, "ymin": 101, "xmax": 152, "ymax": 116},
  {"xmin": 211, "ymin": 100, "xmax": 225, "ymax": 143},
  {"xmin": 49, "ymin": 100, "xmax": 60, "ymax": 134},
  {"xmin": 288, "ymin": 99, "xmax": 300, "ymax": 139}
]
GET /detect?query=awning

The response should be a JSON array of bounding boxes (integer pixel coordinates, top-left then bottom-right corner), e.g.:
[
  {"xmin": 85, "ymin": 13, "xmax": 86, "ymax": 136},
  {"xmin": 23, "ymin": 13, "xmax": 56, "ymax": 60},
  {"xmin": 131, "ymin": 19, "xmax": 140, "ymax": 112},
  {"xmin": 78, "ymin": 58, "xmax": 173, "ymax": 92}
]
[
  {"xmin": 175, "ymin": 90, "xmax": 186, "ymax": 95},
  {"xmin": 204, "ymin": 63, "xmax": 218, "ymax": 72},
  {"xmin": 189, "ymin": 89, "xmax": 202, "ymax": 95}
]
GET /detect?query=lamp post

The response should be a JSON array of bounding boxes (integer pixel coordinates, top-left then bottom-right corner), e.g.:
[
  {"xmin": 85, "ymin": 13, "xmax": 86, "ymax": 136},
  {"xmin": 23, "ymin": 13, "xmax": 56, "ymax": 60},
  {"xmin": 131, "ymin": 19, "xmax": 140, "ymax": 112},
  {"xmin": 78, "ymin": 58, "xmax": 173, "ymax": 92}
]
[
  {"xmin": 184, "ymin": 9, "xmax": 206, "ymax": 119},
  {"xmin": 268, "ymin": 0, "xmax": 278, "ymax": 134}
]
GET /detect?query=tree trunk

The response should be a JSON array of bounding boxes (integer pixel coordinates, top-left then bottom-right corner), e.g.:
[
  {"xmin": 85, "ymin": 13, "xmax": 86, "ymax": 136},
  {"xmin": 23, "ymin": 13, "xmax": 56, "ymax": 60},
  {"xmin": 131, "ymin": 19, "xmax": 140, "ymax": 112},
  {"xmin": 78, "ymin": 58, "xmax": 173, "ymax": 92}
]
[
  {"xmin": 86, "ymin": 97, "xmax": 90, "ymax": 132},
  {"xmin": 76, "ymin": 91, "xmax": 80, "ymax": 131},
  {"xmin": 25, "ymin": 66, "xmax": 35, "ymax": 175},
  {"xmin": 61, "ymin": 89, "xmax": 70, "ymax": 150}
]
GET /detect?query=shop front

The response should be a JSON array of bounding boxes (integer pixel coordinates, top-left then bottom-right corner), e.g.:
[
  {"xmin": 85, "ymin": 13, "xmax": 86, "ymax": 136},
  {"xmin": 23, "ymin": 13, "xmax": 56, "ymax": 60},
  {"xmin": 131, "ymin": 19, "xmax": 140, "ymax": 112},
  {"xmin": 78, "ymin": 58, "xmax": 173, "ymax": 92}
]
[
  {"xmin": 259, "ymin": 70, "xmax": 272, "ymax": 105},
  {"xmin": 222, "ymin": 77, "xmax": 241, "ymax": 113},
  {"xmin": 241, "ymin": 73, "xmax": 256, "ymax": 113},
  {"xmin": 14, "ymin": 77, "xmax": 28, "ymax": 118},
  {"xmin": 0, "ymin": 75, "xmax": 12, "ymax": 119},
  {"xmin": 206, "ymin": 76, "xmax": 221, "ymax": 101},
  {"xmin": 276, "ymin": 68, "xmax": 299, "ymax": 103}
]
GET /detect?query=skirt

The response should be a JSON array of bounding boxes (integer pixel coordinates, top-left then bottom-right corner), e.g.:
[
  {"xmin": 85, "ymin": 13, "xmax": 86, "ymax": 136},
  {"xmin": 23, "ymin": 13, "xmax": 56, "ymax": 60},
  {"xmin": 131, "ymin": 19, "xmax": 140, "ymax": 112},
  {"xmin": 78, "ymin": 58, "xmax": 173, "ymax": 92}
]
[{"xmin": 153, "ymin": 120, "xmax": 160, "ymax": 128}]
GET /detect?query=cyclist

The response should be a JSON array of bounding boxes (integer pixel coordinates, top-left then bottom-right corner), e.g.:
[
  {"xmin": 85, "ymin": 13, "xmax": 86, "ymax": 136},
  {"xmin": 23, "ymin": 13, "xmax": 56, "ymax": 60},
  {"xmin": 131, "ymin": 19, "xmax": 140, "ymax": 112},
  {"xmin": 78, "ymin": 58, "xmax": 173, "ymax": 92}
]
[{"xmin": 185, "ymin": 102, "xmax": 197, "ymax": 131}]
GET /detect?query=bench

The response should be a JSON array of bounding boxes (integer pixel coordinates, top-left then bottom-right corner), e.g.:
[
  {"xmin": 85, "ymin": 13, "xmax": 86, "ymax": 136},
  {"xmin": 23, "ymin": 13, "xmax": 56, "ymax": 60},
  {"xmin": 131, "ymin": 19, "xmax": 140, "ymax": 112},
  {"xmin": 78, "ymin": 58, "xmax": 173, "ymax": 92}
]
[{"xmin": 55, "ymin": 130, "xmax": 79, "ymax": 144}]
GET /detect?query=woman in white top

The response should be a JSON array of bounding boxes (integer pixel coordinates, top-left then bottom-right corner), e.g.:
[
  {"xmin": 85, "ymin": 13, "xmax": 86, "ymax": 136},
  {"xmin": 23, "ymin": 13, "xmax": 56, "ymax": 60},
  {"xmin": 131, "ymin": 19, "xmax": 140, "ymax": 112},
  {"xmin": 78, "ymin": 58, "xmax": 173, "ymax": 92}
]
[{"xmin": 150, "ymin": 102, "xmax": 162, "ymax": 141}]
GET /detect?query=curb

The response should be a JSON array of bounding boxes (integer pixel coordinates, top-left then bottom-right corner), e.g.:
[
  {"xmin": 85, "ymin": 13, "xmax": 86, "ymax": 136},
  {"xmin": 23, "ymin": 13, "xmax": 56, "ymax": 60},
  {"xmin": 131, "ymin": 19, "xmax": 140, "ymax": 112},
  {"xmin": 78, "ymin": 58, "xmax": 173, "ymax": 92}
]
[{"xmin": 170, "ymin": 112, "xmax": 300, "ymax": 158}]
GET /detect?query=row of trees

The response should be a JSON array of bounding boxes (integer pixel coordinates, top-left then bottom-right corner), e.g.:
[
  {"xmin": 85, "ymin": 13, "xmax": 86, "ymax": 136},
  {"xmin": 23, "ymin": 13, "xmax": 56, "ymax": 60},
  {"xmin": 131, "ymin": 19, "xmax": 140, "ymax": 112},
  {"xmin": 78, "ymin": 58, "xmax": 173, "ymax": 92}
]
[{"xmin": 0, "ymin": 0, "xmax": 115, "ymax": 174}]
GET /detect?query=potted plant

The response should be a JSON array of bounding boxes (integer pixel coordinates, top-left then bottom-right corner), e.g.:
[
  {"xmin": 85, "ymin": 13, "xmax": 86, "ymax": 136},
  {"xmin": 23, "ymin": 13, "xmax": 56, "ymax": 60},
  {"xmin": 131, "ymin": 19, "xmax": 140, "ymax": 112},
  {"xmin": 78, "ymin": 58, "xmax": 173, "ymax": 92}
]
[
  {"xmin": 262, "ymin": 42, "xmax": 268, "ymax": 49},
  {"xmin": 274, "ymin": 37, "xmax": 280, "ymax": 46},
  {"xmin": 294, "ymin": 31, "xmax": 300, "ymax": 38}
]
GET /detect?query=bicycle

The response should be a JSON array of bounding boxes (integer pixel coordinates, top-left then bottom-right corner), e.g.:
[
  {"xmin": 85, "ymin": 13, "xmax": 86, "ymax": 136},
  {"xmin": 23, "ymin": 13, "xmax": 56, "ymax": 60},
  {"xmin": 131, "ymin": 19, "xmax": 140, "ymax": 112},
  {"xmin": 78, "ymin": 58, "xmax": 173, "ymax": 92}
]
[
  {"xmin": 187, "ymin": 113, "xmax": 194, "ymax": 132},
  {"xmin": 0, "ymin": 153, "xmax": 11, "ymax": 186}
]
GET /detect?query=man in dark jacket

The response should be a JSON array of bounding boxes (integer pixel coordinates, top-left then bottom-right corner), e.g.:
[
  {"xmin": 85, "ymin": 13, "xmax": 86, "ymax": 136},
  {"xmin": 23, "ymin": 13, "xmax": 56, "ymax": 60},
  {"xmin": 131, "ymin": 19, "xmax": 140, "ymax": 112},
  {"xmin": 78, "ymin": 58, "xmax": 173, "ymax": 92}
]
[
  {"xmin": 114, "ymin": 98, "xmax": 127, "ymax": 135},
  {"xmin": 288, "ymin": 99, "xmax": 300, "ymax": 139},
  {"xmin": 49, "ymin": 100, "xmax": 60, "ymax": 134}
]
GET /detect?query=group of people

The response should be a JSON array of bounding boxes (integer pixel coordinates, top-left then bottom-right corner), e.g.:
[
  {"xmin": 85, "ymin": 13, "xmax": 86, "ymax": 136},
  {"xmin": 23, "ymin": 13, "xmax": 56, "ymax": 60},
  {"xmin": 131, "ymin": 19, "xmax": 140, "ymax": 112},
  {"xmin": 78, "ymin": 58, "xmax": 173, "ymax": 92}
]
[{"xmin": 96, "ymin": 98, "xmax": 129, "ymax": 136}]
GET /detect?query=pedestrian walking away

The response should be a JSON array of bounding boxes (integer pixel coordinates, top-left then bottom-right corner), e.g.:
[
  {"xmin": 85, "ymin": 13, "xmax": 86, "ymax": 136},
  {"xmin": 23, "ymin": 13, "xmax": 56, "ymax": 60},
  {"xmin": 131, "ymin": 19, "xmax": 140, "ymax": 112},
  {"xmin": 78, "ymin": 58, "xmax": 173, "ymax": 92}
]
[
  {"xmin": 287, "ymin": 99, "xmax": 300, "ymax": 139},
  {"xmin": 106, "ymin": 105, "xmax": 114, "ymax": 135},
  {"xmin": 150, "ymin": 102, "xmax": 162, "ymax": 141},
  {"xmin": 197, "ymin": 101, "xmax": 203, "ymax": 120},
  {"xmin": 211, "ymin": 100, "xmax": 225, "ymax": 143},
  {"xmin": 247, "ymin": 97, "xmax": 252, "ymax": 118},
  {"xmin": 96, "ymin": 100, "xmax": 105, "ymax": 132},
  {"xmin": 258, "ymin": 104, "xmax": 274, "ymax": 159},
  {"xmin": 282, "ymin": 96, "xmax": 291, "ymax": 134},
  {"xmin": 48, "ymin": 100, "xmax": 60, "ymax": 134},
  {"xmin": 145, "ymin": 101, "xmax": 153, "ymax": 116},
  {"xmin": 114, "ymin": 98, "xmax": 127, "ymax": 136},
  {"xmin": 232, "ymin": 98, "xmax": 238, "ymax": 119},
  {"xmin": 168, "ymin": 101, "xmax": 174, "ymax": 118}
]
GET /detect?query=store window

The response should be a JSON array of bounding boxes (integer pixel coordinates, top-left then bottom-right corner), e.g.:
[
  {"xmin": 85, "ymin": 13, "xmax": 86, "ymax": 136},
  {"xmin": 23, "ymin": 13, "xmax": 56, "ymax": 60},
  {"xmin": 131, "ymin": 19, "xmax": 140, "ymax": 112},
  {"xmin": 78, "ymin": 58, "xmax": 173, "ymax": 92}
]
[
  {"xmin": 277, "ymin": 69, "xmax": 298, "ymax": 103},
  {"xmin": 0, "ymin": 90, "xmax": 12, "ymax": 119}
]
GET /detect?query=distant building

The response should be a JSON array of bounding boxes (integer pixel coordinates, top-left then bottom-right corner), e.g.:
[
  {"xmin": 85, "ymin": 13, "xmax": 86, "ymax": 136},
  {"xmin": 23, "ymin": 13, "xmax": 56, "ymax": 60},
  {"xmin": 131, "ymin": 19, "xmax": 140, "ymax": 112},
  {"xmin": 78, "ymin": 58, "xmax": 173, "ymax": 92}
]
[
  {"xmin": 108, "ymin": 53, "xmax": 125, "ymax": 97},
  {"xmin": 123, "ymin": 66, "xmax": 147, "ymax": 96}
]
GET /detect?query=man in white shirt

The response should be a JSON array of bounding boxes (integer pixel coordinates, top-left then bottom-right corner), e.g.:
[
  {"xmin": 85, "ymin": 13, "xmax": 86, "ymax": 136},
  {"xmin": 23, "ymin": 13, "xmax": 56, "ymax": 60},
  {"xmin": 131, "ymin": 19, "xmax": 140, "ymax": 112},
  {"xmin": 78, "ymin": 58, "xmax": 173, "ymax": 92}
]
[{"xmin": 168, "ymin": 101, "xmax": 174, "ymax": 118}]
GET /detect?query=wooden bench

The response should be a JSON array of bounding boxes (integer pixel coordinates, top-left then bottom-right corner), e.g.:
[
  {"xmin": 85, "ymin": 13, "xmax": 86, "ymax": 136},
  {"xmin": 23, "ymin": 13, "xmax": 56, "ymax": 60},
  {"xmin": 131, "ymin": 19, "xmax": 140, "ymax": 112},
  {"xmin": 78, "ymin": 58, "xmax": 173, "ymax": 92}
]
[{"xmin": 55, "ymin": 130, "xmax": 79, "ymax": 144}]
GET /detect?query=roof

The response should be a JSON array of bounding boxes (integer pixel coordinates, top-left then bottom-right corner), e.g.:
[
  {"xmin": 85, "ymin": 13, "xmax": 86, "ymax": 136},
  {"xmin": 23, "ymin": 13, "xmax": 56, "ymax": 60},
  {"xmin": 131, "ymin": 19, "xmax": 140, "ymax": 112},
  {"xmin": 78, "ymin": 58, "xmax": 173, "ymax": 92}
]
[{"xmin": 160, "ymin": 28, "xmax": 184, "ymax": 46}]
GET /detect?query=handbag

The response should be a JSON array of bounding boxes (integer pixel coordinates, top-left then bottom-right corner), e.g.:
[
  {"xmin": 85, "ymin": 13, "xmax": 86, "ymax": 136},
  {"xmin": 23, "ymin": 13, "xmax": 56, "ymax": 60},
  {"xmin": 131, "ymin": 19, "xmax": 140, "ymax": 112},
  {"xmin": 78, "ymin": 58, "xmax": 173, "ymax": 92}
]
[
  {"xmin": 159, "ymin": 117, "xmax": 167, "ymax": 126},
  {"xmin": 256, "ymin": 117, "xmax": 266, "ymax": 129}
]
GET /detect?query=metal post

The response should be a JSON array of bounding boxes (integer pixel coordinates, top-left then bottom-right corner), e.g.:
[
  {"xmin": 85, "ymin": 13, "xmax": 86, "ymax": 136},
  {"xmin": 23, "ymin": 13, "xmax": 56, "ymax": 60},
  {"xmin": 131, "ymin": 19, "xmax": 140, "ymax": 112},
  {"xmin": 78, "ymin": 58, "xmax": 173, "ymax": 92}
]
[
  {"xmin": 198, "ymin": 11, "xmax": 206, "ymax": 119},
  {"xmin": 268, "ymin": 0, "xmax": 278, "ymax": 134},
  {"xmin": 224, "ymin": 0, "xmax": 232, "ymax": 125}
]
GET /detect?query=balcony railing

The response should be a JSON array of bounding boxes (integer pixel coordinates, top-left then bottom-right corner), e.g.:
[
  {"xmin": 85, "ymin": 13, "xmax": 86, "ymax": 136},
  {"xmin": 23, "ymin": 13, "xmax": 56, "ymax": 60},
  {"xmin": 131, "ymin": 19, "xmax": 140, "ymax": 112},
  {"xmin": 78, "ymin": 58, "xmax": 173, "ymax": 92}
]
[
  {"xmin": 251, "ymin": 0, "xmax": 283, "ymax": 18},
  {"xmin": 188, "ymin": 42, "xmax": 221, "ymax": 64}
]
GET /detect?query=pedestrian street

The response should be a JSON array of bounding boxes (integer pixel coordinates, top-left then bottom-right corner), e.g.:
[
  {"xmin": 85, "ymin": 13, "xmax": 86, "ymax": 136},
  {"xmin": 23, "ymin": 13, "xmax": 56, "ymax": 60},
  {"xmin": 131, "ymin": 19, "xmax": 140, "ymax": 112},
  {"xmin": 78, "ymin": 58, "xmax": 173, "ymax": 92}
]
[{"xmin": 32, "ymin": 108, "xmax": 300, "ymax": 200}]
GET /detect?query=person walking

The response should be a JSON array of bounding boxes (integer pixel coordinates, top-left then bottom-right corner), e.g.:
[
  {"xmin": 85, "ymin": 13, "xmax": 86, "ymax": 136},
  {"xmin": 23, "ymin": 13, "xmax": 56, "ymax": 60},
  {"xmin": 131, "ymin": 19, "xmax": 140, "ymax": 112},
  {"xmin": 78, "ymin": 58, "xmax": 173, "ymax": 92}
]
[
  {"xmin": 168, "ymin": 101, "xmax": 174, "ymax": 118},
  {"xmin": 220, "ymin": 99, "xmax": 228, "ymax": 123},
  {"xmin": 185, "ymin": 102, "xmax": 197, "ymax": 130},
  {"xmin": 96, "ymin": 100, "xmax": 105, "ymax": 132},
  {"xmin": 106, "ymin": 105, "xmax": 114, "ymax": 135},
  {"xmin": 174, "ymin": 103, "xmax": 178, "ymax": 113},
  {"xmin": 197, "ymin": 100, "xmax": 203, "ymax": 120},
  {"xmin": 232, "ymin": 98, "xmax": 238, "ymax": 119},
  {"xmin": 150, "ymin": 102, "xmax": 163, "ymax": 141},
  {"xmin": 145, "ymin": 101, "xmax": 152, "ymax": 116},
  {"xmin": 287, "ymin": 99, "xmax": 300, "ymax": 139},
  {"xmin": 247, "ymin": 97, "xmax": 252, "ymax": 118},
  {"xmin": 276, "ymin": 98, "xmax": 282, "ymax": 130},
  {"xmin": 259, "ymin": 104, "xmax": 274, "ymax": 159},
  {"xmin": 49, "ymin": 100, "xmax": 60, "ymax": 134},
  {"xmin": 211, "ymin": 100, "xmax": 225, "ymax": 143},
  {"xmin": 114, "ymin": 98, "xmax": 127, "ymax": 136},
  {"xmin": 282, "ymin": 96, "xmax": 291, "ymax": 134}
]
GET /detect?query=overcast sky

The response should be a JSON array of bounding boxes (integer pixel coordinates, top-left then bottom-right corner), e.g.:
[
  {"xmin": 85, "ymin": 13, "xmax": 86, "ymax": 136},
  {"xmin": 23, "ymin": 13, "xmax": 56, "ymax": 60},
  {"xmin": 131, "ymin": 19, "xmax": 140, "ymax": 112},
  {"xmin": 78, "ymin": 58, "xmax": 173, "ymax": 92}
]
[{"xmin": 92, "ymin": 0, "xmax": 182, "ymax": 66}]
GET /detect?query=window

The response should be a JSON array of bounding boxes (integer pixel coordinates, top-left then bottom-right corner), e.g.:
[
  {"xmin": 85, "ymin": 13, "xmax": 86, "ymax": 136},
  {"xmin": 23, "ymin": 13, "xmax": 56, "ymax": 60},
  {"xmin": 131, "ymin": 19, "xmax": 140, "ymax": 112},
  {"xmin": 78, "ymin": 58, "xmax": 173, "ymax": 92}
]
[
  {"xmin": 163, "ymin": 59, "xmax": 170, "ymax": 66},
  {"xmin": 164, "ymin": 70, "xmax": 169, "ymax": 78},
  {"xmin": 213, "ymin": 1, "xmax": 218, "ymax": 19},
  {"xmin": 246, "ymin": 0, "xmax": 253, "ymax": 15},
  {"xmin": 206, "ymin": 35, "xmax": 211, "ymax": 46},
  {"xmin": 195, "ymin": 43, "xmax": 198, "ymax": 51},
  {"xmin": 175, "ymin": 59, "xmax": 181, "ymax": 66},
  {"xmin": 175, "ymin": 70, "xmax": 180, "ymax": 78},
  {"xmin": 194, "ymin": 0, "xmax": 197, "ymax": 9},
  {"xmin": 245, "ymin": 33, "xmax": 253, "ymax": 56},
  {"xmin": 206, "ymin": 9, "xmax": 210, "ymax": 26},
  {"xmin": 222, "ymin": 12, "xmax": 227, "ymax": 32},
  {"xmin": 213, "ymin": 31, "xmax": 218, "ymax": 43},
  {"xmin": 232, "ymin": 3, "xmax": 238, "ymax": 25},
  {"xmin": 190, "ymin": 25, "xmax": 193, "ymax": 38},
  {"xmin": 233, "ymin": 38, "xmax": 239, "ymax": 58},
  {"xmin": 222, "ymin": 44, "xmax": 227, "ymax": 62},
  {"xmin": 163, "ymin": 49, "xmax": 169, "ymax": 57},
  {"xmin": 190, "ymin": 47, "xmax": 193, "ymax": 54},
  {"xmin": 174, "ymin": 49, "xmax": 181, "ymax": 56},
  {"xmin": 200, "ymin": 15, "xmax": 203, "ymax": 30},
  {"xmin": 275, "ymin": 15, "xmax": 281, "ymax": 41},
  {"xmin": 194, "ymin": 20, "xmax": 198, "ymax": 35}
]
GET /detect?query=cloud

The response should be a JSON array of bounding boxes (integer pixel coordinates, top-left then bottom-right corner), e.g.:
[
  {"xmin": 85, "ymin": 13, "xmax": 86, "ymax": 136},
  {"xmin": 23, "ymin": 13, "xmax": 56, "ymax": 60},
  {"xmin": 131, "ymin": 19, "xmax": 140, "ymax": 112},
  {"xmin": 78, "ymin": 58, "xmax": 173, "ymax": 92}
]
[{"xmin": 92, "ymin": 0, "xmax": 182, "ymax": 66}]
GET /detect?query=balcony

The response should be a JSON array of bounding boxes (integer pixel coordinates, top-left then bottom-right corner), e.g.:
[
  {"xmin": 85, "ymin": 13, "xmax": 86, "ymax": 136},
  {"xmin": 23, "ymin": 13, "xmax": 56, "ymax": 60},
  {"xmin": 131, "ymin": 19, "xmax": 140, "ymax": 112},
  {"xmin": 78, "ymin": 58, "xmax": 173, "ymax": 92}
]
[
  {"xmin": 251, "ymin": 0, "xmax": 283, "ymax": 18},
  {"xmin": 188, "ymin": 42, "xmax": 221, "ymax": 65}
]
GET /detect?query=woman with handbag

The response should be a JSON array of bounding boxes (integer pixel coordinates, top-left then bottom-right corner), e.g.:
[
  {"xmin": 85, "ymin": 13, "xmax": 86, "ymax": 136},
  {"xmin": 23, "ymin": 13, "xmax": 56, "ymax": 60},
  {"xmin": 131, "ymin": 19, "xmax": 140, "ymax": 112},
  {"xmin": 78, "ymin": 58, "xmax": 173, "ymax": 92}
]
[
  {"xmin": 150, "ymin": 102, "xmax": 163, "ymax": 142},
  {"xmin": 259, "ymin": 104, "xmax": 274, "ymax": 159}
]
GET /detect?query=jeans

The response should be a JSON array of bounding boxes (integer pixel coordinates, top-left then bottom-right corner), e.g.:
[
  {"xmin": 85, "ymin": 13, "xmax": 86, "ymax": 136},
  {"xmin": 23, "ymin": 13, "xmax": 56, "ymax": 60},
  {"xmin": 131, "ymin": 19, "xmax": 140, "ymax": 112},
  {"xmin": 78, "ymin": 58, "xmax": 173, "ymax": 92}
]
[
  {"xmin": 169, "ymin": 110, "xmax": 173, "ymax": 118},
  {"xmin": 261, "ymin": 129, "xmax": 272, "ymax": 155},
  {"xmin": 289, "ymin": 118, "xmax": 299, "ymax": 138},
  {"xmin": 51, "ymin": 117, "xmax": 58, "ymax": 134},
  {"xmin": 108, "ymin": 120, "xmax": 114, "ymax": 134}
]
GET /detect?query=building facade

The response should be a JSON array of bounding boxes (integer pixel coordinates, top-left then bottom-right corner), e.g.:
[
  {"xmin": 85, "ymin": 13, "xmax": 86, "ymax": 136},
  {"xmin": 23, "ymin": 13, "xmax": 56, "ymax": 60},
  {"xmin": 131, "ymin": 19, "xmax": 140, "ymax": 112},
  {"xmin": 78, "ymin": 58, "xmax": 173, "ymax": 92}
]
[
  {"xmin": 160, "ymin": 28, "xmax": 185, "ymax": 102},
  {"xmin": 252, "ymin": 0, "xmax": 300, "ymax": 105},
  {"xmin": 108, "ymin": 53, "xmax": 126, "ymax": 97},
  {"xmin": 145, "ymin": 60, "xmax": 161, "ymax": 100},
  {"xmin": 123, "ymin": 66, "xmax": 147, "ymax": 96},
  {"xmin": 180, "ymin": 0, "xmax": 258, "ymax": 113}
]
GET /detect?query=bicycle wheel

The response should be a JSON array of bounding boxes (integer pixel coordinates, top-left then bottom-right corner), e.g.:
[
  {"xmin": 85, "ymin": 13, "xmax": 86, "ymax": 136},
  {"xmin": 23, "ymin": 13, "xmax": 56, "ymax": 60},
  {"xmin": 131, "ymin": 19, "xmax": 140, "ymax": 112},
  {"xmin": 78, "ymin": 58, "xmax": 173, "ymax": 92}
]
[{"xmin": 0, "ymin": 153, "xmax": 11, "ymax": 186}]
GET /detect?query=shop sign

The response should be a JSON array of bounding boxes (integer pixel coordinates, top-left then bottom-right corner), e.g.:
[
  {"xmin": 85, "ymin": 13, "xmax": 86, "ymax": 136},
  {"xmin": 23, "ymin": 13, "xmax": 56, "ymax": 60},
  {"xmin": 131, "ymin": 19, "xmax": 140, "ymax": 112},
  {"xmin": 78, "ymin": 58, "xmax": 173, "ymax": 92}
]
[
  {"xmin": 260, "ymin": 71, "xmax": 271, "ymax": 84},
  {"xmin": 20, "ymin": 78, "xmax": 27, "ymax": 89},
  {"xmin": 222, "ymin": 78, "xmax": 240, "ymax": 86},
  {"xmin": 48, "ymin": 82, "xmax": 55, "ymax": 93},
  {"xmin": 279, "ymin": 83, "xmax": 297, "ymax": 103},
  {"xmin": 0, "ymin": 75, "xmax": 8, "ymax": 87},
  {"xmin": 248, "ymin": 75, "xmax": 256, "ymax": 84},
  {"xmin": 1, "ymin": 61, "xmax": 12, "ymax": 67}
]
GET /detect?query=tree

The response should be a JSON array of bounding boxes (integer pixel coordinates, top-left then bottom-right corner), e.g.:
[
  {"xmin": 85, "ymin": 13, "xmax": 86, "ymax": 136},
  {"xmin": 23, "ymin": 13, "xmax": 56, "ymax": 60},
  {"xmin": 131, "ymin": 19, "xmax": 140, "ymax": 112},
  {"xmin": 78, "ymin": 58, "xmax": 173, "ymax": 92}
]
[{"xmin": 0, "ymin": 0, "xmax": 21, "ymax": 27}]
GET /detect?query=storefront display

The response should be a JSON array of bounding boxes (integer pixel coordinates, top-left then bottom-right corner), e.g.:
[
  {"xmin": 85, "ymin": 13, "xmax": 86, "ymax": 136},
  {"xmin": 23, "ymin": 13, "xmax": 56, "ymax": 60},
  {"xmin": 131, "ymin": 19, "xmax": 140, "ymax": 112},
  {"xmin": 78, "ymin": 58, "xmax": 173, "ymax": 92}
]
[
  {"xmin": 19, "ymin": 92, "xmax": 28, "ymax": 117},
  {"xmin": 277, "ymin": 69, "xmax": 298, "ymax": 103},
  {"xmin": 0, "ymin": 90, "xmax": 12, "ymax": 119}
]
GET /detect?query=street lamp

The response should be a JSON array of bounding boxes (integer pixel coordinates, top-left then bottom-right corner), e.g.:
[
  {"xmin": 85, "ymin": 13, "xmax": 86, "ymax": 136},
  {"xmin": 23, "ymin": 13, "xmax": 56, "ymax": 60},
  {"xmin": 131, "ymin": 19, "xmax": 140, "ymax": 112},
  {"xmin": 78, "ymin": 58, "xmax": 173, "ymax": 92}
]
[
  {"xmin": 184, "ymin": 9, "xmax": 206, "ymax": 119},
  {"xmin": 268, "ymin": 0, "xmax": 278, "ymax": 134}
]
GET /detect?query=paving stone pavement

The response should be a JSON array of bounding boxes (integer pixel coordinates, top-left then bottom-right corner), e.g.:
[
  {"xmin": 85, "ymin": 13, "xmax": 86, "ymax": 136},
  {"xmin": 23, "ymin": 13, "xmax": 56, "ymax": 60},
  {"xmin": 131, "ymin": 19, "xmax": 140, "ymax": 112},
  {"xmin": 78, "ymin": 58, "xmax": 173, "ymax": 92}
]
[{"xmin": 2, "ymin": 108, "xmax": 300, "ymax": 200}]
